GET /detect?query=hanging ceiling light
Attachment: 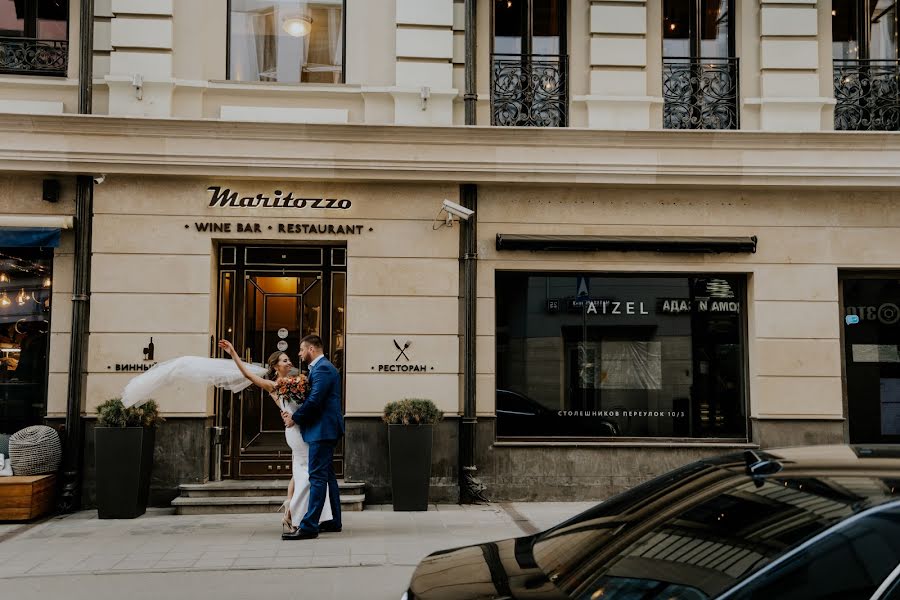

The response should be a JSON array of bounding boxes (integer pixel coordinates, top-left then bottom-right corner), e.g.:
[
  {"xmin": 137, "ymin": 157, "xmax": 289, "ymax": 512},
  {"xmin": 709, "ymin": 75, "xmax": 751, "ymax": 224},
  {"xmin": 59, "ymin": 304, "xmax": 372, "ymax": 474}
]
[
  {"xmin": 43, "ymin": 276, "xmax": 51, "ymax": 288},
  {"xmin": 282, "ymin": 15, "xmax": 312, "ymax": 37},
  {"xmin": 0, "ymin": 272, "xmax": 8, "ymax": 283},
  {"xmin": 0, "ymin": 291, "xmax": 10, "ymax": 307},
  {"xmin": 15, "ymin": 288, "xmax": 27, "ymax": 306}
]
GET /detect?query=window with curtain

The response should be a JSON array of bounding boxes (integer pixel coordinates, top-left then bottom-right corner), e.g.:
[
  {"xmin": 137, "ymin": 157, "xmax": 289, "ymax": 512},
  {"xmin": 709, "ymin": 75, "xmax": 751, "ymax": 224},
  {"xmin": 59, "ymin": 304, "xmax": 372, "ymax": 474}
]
[
  {"xmin": 832, "ymin": 0, "xmax": 898, "ymax": 60},
  {"xmin": 229, "ymin": 0, "xmax": 344, "ymax": 84}
]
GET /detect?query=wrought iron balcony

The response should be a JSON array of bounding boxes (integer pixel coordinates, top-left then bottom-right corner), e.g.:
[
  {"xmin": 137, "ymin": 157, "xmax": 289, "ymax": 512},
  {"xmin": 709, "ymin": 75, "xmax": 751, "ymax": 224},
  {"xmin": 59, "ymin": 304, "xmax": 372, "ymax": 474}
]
[
  {"xmin": 663, "ymin": 57, "xmax": 740, "ymax": 130},
  {"xmin": 491, "ymin": 54, "xmax": 567, "ymax": 127},
  {"xmin": 833, "ymin": 60, "xmax": 900, "ymax": 131},
  {"xmin": 0, "ymin": 37, "xmax": 68, "ymax": 76}
]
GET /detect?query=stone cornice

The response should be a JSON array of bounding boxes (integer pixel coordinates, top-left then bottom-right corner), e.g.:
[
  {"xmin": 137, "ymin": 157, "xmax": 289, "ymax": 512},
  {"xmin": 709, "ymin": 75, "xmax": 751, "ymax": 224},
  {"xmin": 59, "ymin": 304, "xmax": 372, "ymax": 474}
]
[{"xmin": 0, "ymin": 113, "xmax": 899, "ymax": 188}]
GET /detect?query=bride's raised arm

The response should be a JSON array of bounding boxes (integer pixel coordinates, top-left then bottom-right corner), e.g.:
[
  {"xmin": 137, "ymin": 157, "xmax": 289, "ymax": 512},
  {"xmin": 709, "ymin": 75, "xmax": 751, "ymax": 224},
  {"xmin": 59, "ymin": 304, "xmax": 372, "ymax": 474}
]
[{"xmin": 218, "ymin": 339, "xmax": 275, "ymax": 393}]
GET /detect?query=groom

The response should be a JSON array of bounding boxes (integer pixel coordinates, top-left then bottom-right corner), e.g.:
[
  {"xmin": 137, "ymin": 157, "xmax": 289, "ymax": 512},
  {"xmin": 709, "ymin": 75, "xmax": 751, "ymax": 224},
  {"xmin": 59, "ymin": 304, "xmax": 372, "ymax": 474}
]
[{"xmin": 281, "ymin": 334, "xmax": 344, "ymax": 540}]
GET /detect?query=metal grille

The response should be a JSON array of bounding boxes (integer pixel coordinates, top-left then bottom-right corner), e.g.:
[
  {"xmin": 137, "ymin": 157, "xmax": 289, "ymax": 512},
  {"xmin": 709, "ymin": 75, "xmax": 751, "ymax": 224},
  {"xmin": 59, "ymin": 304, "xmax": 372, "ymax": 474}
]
[
  {"xmin": 491, "ymin": 54, "xmax": 568, "ymax": 127},
  {"xmin": 834, "ymin": 60, "xmax": 900, "ymax": 131},
  {"xmin": 663, "ymin": 57, "xmax": 740, "ymax": 130},
  {"xmin": 0, "ymin": 37, "xmax": 68, "ymax": 76}
]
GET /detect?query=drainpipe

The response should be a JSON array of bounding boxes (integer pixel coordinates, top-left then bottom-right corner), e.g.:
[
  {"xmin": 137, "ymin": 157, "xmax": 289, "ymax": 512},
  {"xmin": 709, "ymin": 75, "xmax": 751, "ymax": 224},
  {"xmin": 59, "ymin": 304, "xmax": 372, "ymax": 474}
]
[
  {"xmin": 59, "ymin": 0, "xmax": 95, "ymax": 513},
  {"xmin": 459, "ymin": 0, "xmax": 487, "ymax": 504}
]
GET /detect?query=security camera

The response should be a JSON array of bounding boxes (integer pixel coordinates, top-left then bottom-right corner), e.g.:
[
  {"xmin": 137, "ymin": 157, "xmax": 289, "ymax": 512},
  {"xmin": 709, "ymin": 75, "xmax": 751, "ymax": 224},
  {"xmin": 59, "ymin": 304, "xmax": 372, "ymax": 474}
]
[
  {"xmin": 93, "ymin": 174, "xmax": 106, "ymax": 185},
  {"xmin": 442, "ymin": 199, "xmax": 474, "ymax": 221}
]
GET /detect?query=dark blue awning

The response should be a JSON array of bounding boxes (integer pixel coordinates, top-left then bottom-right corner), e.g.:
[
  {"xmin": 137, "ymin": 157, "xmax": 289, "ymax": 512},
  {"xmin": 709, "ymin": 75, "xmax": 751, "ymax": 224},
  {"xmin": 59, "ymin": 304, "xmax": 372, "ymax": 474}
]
[{"xmin": 0, "ymin": 227, "xmax": 61, "ymax": 248}]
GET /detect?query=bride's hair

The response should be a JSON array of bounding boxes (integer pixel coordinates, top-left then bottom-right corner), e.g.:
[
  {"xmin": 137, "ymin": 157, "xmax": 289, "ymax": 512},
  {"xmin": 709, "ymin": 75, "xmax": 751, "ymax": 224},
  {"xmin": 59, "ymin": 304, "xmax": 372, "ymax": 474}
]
[{"xmin": 265, "ymin": 351, "xmax": 287, "ymax": 380}]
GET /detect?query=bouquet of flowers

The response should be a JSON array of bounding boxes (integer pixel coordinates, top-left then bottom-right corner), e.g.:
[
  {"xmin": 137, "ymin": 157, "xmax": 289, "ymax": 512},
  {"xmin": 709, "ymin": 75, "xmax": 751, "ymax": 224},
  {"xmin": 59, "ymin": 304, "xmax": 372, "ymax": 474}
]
[{"xmin": 275, "ymin": 375, "xmax": 309, "ymax": 405}]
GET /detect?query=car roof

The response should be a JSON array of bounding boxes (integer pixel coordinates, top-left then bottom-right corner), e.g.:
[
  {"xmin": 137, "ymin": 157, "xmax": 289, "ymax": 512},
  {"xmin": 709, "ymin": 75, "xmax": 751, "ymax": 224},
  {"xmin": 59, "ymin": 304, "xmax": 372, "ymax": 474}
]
[{"xmin": 714, "ymin": 445, "xmax": 900, "ymax": 475}]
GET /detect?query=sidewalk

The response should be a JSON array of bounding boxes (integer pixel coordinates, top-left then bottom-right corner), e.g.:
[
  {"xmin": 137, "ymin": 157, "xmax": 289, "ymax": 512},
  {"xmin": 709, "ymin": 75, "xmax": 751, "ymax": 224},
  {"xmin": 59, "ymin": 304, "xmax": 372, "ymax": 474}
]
[{"xmin": 0, "ymin": 502, "xmax": 594, "ymax": 599}]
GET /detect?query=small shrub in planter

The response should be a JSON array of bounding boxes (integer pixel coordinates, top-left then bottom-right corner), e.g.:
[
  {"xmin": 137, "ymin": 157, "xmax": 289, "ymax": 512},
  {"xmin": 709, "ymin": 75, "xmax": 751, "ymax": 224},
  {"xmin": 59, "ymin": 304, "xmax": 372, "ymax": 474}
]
[
  {"xmin": 95, "ymin": 399, "xmax": 163, "ymax": 519},
  {"xmin": 383, "ymin": 399, "xmax": 442, "ymax": 511}
]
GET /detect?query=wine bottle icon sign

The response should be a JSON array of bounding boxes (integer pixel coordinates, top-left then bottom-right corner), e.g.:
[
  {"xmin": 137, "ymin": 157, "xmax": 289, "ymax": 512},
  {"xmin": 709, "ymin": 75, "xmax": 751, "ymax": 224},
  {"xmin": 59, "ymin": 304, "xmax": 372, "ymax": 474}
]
[{"xmin": 143, "ymin": 337, "xmax": 155, "ymax": 361}]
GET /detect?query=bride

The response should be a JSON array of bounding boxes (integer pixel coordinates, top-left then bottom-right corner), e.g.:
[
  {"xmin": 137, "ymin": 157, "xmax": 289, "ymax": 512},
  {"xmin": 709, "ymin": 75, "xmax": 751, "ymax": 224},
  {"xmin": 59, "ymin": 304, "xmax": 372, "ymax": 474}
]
[{"xmin": 217, "ymin": 339, "xmax": 332, "ymax": 534}]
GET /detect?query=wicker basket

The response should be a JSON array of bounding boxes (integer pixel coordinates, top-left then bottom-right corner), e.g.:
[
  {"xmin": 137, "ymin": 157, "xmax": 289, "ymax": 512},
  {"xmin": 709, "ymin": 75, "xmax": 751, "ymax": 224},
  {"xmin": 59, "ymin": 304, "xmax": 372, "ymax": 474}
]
[{"xmin": 9, "ymin": 426, "xmax": 62, "ymax": 476}]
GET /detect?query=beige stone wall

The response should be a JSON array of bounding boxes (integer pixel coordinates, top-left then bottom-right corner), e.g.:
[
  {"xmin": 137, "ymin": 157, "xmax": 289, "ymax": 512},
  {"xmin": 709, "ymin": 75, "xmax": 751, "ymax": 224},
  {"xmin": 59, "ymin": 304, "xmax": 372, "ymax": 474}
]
[
  {"xmin": 0, "ymin": 175, "xmax": 77, "ymax": 418},
  {"xmin": 86, "ymin": 177, "xmax": 460, "ymax": 418},
  {"xmin": 475, "ymin": 185, "xmax": 900, "ymax": 424},
  {"xmin": 0, "ymin": 0, "xmax": 843, "ymax": 131}
]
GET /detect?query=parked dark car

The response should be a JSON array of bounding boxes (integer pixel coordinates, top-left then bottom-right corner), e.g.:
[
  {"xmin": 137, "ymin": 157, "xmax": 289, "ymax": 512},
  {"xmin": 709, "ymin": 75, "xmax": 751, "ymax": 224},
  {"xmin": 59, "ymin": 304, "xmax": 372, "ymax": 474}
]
[{"xmin": 403, "ymin": 446, "xmax": 900, "ymax": 600}]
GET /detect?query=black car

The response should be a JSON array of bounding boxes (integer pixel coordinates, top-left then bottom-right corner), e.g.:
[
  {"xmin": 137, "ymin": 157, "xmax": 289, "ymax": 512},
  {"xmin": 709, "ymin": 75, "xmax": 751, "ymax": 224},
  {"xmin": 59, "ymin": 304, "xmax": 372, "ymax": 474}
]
[{"xmin": 403, "ymin": 446, "xmax": 900, "ymax": 600}]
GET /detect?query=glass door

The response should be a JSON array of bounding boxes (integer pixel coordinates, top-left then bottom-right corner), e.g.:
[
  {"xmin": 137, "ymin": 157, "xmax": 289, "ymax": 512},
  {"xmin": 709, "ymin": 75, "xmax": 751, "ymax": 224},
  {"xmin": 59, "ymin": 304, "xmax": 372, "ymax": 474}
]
[{"xmin": 217, "ymin": 245, "xmax": 347, "ymax": 478}]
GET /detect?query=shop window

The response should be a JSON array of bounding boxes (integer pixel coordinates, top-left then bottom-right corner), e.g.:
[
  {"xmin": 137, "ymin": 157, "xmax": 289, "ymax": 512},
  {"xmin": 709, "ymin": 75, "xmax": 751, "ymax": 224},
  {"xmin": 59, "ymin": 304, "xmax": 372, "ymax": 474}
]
[
  {"xmin": 228, "ymin": 0, "xmax": 345, "ymax": 84},
  {"xmin": 842, "ymin": 274, "xmax": 900, "ymax": 443},
  {"xmin": 0, "ymin": 247, "xmax": 52, "ymax": 433},
  {"xmin": 0, "ymin": 0, "xmax": 68, "ymax": 76},
  {"xmin": 832, "ymin": 1, "xmax": 900, "ymax": 130},
  {"xmin": 495, "ymin": 272, "xmax": 747, "ymax": 440}
]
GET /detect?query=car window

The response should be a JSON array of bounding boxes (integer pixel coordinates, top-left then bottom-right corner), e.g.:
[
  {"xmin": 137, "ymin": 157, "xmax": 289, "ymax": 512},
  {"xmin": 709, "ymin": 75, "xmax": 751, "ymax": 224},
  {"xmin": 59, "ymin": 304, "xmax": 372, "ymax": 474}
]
[
  {"xmin": 532, "ymin": 464, "xmax": 900, "ymax": 600},
  {"xmin": 722, "ymin": 503, "xmax": 900, "ymax": 600}
]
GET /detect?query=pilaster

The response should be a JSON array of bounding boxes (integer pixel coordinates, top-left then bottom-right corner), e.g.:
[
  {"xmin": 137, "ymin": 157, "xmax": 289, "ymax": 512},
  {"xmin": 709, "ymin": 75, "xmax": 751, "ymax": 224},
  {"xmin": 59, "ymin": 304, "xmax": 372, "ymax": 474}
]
[
  {"xmin": 749, "ymin": 0, "xmax": 834, "ymax": 131},
  {"xmin": 577, "ymin": 0, "xmax": 657, "ymax": 130},
  {"xmin": 390, "ymin": 0, "xmax": 457, "ymax": 125},
  {"xmin": 106, "ymin": 0, "xmax": 174, "ymax": 117}
]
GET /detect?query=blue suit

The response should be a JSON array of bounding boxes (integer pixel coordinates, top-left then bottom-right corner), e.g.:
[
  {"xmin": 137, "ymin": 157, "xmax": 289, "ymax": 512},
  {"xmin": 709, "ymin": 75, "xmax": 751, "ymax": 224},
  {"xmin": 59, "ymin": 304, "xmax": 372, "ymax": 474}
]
[{"xmin": 291, "ymin": 356, "xmax": 344, "ymax": 533}]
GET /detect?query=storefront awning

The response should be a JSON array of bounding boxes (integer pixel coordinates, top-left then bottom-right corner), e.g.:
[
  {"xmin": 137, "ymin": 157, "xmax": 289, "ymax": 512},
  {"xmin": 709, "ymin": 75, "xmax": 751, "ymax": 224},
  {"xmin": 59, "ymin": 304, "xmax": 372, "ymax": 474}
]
[
  {"xmin": 0, "ymin": 216, "xmax": 74, "ymax": 248},
  {"xmin": 495, "ymin": 234, "xmax": 757, "ymax": 254}
]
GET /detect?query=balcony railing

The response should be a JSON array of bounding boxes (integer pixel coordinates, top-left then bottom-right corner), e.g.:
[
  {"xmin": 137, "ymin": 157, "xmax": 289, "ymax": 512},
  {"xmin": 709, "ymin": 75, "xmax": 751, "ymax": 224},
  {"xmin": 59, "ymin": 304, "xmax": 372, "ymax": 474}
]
[
  {"xmin": 663, "ymin": 57, "xmax": 740, "ymax": 130},
  {"xmin": 833, "ymin": 60, "xmax": 900, "ymax": 131},
  {"xmin": 0, "ymin": 37, "xmax": 68, "ymax": 76},
  {"xmin": 491, "ymin": 54, "xmax": 568, "ymax": 127}
]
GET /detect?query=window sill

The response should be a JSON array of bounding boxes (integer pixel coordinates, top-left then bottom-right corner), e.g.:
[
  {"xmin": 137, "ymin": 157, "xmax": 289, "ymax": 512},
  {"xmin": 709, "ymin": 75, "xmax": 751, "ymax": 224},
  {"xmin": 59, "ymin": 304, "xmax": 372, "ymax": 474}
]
[
  {"xmin": 208, "ymin": 80, "xmax": 359, "ymax": 94},
  {"xmin": 493, "ymin": 439, "xmax": 757, "ymax": 449}
]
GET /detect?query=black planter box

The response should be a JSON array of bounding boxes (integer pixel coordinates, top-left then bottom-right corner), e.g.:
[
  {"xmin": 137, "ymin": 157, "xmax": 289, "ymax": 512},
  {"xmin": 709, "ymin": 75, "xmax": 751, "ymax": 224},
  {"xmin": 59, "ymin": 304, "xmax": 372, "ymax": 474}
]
[
  {"xmin": 94, "ymin": 427, "xmax": 155, "ymax": 519},
  {"xmin": 388, "ymin": 424, "xmax": 433, "ymax": 511}
]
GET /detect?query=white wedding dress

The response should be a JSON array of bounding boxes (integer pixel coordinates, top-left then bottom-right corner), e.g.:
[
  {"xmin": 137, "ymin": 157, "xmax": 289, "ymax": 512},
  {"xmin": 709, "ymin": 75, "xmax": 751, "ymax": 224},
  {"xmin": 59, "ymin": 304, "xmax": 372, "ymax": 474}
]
[{"xmin": 276, "ymin": 393, "xmax": 332, "ymax": 528}]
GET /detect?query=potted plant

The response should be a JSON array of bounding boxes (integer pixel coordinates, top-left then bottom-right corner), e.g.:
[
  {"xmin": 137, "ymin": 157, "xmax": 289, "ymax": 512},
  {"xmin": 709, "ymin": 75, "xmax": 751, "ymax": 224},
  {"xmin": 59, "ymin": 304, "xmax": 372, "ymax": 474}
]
[
  {"xmin": 383, "ymin": 398, "xmax": 443, "ymax": 511},
  {"xmin": 94, "ymin": 398, "xmax": 163, "ymax": 519}
]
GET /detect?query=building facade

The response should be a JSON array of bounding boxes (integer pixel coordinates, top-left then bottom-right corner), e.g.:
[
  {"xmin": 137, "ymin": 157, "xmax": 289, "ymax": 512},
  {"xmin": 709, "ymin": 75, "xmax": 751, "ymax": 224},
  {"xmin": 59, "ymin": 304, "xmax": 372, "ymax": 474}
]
[{"xmin": 0, "ymin": 0, "xmax": 899, "ymax": 504}]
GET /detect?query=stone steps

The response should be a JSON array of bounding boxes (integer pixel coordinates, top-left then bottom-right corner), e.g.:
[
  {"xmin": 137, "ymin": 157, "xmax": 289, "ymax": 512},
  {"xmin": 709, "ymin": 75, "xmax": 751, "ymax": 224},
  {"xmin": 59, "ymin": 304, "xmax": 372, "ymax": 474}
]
[{"xmin": 172, "ymin": 479, "xmax": 366, "ymax": 515}]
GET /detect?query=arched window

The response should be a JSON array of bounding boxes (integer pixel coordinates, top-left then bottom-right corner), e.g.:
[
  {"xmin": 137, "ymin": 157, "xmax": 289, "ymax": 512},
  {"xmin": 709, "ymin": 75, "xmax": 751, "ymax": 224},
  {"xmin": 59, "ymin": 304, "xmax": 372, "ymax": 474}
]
[{"xmin": 662, "ymin": 0, "xmax": 738, "ymax": 130}]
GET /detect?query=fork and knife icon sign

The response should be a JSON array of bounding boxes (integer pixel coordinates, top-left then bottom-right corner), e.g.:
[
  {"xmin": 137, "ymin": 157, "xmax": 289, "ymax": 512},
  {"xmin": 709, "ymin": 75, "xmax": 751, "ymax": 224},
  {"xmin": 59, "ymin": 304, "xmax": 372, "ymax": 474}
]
[{"xmin": 393, "ymin": 339, "xmax": 411, "ymax": 362}]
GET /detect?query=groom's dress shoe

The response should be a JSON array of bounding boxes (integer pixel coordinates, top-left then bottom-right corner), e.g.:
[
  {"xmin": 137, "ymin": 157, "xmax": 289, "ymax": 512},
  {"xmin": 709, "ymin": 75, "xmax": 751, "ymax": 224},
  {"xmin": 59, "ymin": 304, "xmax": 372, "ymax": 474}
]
[
  {"xmin": 282, "ymin": 529, "xmax": 318, "ymax": 541},
  {"xmin": 319, "ymin": 521, "xmax": 342, "ymax": 533}
]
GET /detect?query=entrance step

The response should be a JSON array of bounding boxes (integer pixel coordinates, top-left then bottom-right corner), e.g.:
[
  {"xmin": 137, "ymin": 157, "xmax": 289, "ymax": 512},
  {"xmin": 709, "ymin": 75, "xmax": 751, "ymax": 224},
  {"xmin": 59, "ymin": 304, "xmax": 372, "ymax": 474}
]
[{"xmin": 172, "ymin": 480, "xmax": 366, "ymax": 515}]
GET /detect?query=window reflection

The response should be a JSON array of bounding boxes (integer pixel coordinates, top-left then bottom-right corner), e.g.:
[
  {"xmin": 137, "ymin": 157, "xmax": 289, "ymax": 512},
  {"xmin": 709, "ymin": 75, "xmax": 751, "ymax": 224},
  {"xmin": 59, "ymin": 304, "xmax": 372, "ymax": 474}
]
[
  {"xmin": 0, "ymin": 248, "xmax": 52, "ymax": 433},
  {"xmin": 229, "ymin": 0, "xmax": 344, "ymax": 84},
  {"xmin": 495, "ymin": 273, "xmax": 746, "ymax": 439},
  {"xmin": 533, "ymin": 467, "xmax": 900, "ymax": 600}
]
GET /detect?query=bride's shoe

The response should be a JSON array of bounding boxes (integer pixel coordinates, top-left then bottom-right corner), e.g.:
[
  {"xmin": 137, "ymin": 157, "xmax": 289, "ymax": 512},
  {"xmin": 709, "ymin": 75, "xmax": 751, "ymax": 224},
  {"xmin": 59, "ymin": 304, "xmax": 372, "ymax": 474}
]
[{"xmin": 278, "ymin": 500, "xmax": 296, "ymax": 534}]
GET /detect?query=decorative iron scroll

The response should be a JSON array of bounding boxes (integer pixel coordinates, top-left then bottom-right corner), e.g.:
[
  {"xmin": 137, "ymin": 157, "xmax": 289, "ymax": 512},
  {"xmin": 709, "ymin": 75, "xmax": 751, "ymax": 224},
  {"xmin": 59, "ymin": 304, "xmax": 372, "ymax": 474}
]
[
  {"xmin": 491, "ymin": 54, "xmax": 567, "ymax": 127},
  {"xmin": 834, "ymin": 60, "xmax": 900, "ymax": 131},
  {"xmin": 663, "ymin": 57, "xmax": 739, "ymax": 130},
  {"xmin": 0, "ymin": 38, "xmax": 68, "ymax": 76}
]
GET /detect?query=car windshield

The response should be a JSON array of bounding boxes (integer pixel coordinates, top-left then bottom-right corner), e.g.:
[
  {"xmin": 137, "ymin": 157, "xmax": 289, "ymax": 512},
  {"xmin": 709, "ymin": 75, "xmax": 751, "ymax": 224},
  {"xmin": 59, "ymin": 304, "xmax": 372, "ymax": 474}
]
[{"xmin": 532, "ymin": 454, "xmax": 900, "ymax": 599}]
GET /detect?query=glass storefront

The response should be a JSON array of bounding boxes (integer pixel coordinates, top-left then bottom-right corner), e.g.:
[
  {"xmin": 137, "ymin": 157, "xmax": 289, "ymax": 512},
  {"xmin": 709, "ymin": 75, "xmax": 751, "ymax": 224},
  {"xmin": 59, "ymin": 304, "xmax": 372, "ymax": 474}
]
[
  {"xmin": 842, "ymin": 274, "xmax": 900, "ymax": 444},
  {"xmin": 495, "ymin": 272, "xmax": 747, "ymax": 440},
  {"xmin": 0, "ymin": 247, "xmax": 52, "ymax": 433}
]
